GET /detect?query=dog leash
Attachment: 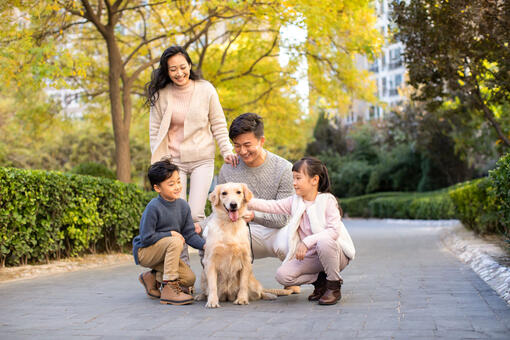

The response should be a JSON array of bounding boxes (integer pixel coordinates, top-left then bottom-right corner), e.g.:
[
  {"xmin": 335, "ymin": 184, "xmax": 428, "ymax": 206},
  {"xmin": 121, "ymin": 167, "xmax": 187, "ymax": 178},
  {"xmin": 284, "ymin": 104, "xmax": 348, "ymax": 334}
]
[{"xmin": 246, "ymin": 222, "xmax": 254, "ymax": 264}]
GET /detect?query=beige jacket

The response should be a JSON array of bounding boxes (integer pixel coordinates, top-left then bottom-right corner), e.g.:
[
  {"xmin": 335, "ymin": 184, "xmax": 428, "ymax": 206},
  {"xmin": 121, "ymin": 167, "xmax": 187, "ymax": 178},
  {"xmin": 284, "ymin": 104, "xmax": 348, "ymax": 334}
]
[{"xmin": 149, "ymin": 80, "xmax": 233, "ymax": 164}]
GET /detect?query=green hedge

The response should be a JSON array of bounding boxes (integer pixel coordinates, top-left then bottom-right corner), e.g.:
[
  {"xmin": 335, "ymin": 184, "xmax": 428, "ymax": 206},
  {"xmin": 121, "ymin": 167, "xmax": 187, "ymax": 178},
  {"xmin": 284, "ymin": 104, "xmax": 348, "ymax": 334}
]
[
  {"xmin": 489, "ymin": 153, "xmax": 510, "ymax": 235},
  {"xmin": 449, "ymin": 178, "xmax": 499, "ymax": 233},
  {"xmin": 0, "ymin": 167, "xmax": 155, "ymax": 266},
  {"xmin": 340, "ymin": 153, "xmax": 510, "ymax": 237},
  {"xmin": 339, "ymin": 190, "xmax": 456, "ymax": 220}
]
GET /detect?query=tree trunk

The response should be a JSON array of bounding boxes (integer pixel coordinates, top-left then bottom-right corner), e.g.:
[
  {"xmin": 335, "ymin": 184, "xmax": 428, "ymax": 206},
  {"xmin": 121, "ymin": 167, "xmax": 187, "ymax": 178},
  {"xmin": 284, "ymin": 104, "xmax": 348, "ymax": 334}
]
[
  {"xmin": 105, "ymin": 31, "xmax": 132, "ymax": 182},
  {"xmin": 474, "ymin": 87, "xmax": 510, "ymax": 148}
]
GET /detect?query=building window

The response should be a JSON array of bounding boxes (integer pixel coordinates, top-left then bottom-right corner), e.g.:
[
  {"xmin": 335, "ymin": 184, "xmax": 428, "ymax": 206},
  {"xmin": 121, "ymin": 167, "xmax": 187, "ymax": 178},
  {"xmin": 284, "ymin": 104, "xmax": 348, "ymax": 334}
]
[
  {"xmin": 369, "ymin": 105, "xmax": 376, "ymax": 120},
  {"xmin": 382, "ymin": 77, "xmax": 387, "ymax": 97},
  {"xmin": 395, "ymin": 74, "xmax": 402, "ymax": 87},
  {"xmin": 389, "ymin": 48, "xmax": 403, "ymax": 70}
]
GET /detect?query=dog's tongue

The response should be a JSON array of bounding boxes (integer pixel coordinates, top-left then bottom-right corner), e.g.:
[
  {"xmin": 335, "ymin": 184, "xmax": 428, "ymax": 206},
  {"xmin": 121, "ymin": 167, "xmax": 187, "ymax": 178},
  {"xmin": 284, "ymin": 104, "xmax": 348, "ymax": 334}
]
[{"xmin": 228, "ymin": 210, "xmax": 239, "ymax": 222}]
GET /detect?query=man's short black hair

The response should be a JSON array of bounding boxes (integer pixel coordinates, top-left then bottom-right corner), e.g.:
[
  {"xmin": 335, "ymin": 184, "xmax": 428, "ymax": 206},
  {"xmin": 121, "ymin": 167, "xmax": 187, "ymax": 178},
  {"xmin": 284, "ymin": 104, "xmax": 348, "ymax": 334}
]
[
  {"xmin": 229, "ymin": 113, "xmax": 264, "ymax": 140},
  {"xmin": 148, "ymin": 159, "xmax": 179, "ymax": 188}
]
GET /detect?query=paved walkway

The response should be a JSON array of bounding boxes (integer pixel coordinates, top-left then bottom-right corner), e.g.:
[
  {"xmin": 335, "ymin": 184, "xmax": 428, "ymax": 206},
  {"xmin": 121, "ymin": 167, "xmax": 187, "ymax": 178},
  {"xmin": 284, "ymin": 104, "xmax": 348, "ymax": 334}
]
[{"xmin": 1, "ymin": 219, "xmax": 509, "ymax": 339}]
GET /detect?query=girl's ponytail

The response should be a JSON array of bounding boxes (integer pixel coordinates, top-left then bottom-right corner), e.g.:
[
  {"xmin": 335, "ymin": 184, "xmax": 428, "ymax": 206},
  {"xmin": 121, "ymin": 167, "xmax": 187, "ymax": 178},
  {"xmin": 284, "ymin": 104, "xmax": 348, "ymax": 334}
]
[{"xmin": 318, "ymin": 162, "xmax": 332, "ymax": 194}]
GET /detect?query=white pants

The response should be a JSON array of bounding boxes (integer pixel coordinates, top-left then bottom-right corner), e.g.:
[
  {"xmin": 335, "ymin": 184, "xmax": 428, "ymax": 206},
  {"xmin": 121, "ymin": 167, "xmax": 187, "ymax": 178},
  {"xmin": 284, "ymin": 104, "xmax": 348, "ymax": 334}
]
[
  {"xmin": 249, "ymin": 223, "xmax": 289, "ymax": 261},
  {"xmin": 172, "ymin": 157, "xmax": 215, "ymax": 222},
  {"xmin": 200, "ymin": 223, "xmax": 288, "ymax": 262},
  {"xmin": 172, "ymin": 157, "xmax": 214, "ymax": 264}
]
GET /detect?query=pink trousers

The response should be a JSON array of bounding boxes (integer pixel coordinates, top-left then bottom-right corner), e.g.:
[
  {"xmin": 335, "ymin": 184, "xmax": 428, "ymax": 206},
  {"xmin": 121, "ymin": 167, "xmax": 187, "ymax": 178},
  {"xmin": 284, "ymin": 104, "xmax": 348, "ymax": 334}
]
[{"xmin": 275, "ymin": 233, "xmax": 350, "ymax": 286}]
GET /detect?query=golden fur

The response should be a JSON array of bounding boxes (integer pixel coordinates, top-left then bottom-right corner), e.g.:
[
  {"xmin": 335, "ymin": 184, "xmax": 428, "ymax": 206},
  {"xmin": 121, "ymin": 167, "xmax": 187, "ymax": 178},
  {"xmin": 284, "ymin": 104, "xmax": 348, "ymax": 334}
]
[{"xmin": 195, "ymin": 182, "xmax": 277, "ymax": 308}]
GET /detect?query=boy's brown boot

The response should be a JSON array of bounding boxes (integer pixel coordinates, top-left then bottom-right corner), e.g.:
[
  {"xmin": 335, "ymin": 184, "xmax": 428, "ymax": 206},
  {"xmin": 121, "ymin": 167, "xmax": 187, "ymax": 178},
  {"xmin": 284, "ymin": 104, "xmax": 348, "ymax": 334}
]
[
  {"xmin": 139, "ymin": 271, "xmax": 161, "ymax": 299},
  {"xmin": 160, "ymin": 280, "xmax": 194, "ymax": 305},
  {"xmin": 318, "ymin": 279, "xmax": 343, "ymax": 305},
  {"xmin": 308, "ymin": 271, "xmax": 327, "ymax": 301}
]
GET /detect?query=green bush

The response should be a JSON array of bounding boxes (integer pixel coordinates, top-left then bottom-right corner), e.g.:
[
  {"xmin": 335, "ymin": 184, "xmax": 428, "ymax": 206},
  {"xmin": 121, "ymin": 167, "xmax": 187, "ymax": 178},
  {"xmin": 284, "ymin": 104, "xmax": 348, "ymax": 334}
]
[
  {"xmin": 70, "ymin": 162, "xmax": 116, "ymax": 180},
  {"xmin": 339, "ymin": 192, "xmax": 406, "ymax": 217},
  {"xmin": 0, "ymin": 167, "xmax": 147, "ymax": 266},
  {"xmin": 449, "ymin": 178, "xmax": 498, "ymax": 234},
  {"xmin": 340, "ymin": 190, "xmax": 456, "ymax": 219},
  {"xmin": 489, "ymin": 153, "xmax": 510, "ymax": 236}
]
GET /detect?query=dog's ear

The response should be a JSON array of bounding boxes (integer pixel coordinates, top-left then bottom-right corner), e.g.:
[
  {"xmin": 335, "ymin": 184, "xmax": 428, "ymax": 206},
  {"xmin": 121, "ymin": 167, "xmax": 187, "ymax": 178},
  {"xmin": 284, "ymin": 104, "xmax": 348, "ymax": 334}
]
[
  {"xmin": 209, "ymin": 186, "xmax": 221, "ymax": 207},
  {"xmin": 242, "ymin": 183, "xmax": 253, "ymax": 202}
]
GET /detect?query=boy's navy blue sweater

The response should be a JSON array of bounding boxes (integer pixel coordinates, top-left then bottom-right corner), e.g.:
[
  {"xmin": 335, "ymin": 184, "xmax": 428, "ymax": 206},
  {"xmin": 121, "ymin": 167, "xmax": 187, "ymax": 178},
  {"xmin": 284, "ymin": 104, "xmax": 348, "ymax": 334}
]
[{"xmin": 132, "ymin": 196, "xmax": 205, "ymax": 264}]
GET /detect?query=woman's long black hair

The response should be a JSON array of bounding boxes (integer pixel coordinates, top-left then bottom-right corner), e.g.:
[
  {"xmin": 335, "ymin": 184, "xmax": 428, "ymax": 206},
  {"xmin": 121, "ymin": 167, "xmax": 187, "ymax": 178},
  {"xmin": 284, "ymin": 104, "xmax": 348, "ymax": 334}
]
[{"xmin": 145, "ymin": 45, "xmax": 201, "ymax": 106}]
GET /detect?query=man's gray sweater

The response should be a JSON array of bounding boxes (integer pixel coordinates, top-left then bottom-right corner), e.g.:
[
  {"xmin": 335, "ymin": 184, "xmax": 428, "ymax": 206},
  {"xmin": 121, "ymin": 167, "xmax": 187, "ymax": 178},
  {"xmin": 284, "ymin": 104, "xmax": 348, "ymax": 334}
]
[{"xmin": 218, "ymin": 150, "xmax": 294, "ymax": 228}]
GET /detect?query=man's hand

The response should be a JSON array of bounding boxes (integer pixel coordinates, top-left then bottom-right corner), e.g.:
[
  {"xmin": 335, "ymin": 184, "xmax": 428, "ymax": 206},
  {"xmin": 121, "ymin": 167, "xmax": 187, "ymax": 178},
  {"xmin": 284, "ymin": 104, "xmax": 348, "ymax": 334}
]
[
  {"xmin": 224, "ymin": 154, "xmax": 239, "ymax": 167},
  {"xmin": 243, "ymin": 210, "xmax": 255, "ymax": 223},
  {"xmin": 171, "ymin": 231, "xmax": 185, "ymax": 245},
  {"xmin": 194, "ymin": 222, "xmax": 202, "ymax": 234},
  {"xmin": 295, "ymin": 242, "xmax": 308, "ymax": 261}
]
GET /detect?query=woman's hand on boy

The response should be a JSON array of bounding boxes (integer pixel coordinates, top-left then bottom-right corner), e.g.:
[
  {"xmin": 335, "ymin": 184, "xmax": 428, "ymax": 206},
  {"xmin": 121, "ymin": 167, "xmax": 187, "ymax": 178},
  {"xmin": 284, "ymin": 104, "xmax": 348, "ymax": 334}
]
[{"xmin": 295, "ymin": 242, "xmax": 308, "ymax": 260}]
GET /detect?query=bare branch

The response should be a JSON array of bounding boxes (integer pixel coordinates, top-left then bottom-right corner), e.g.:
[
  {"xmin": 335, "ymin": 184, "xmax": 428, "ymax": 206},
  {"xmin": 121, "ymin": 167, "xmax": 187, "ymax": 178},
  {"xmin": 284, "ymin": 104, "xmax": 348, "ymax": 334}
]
[
  {"xmin": 123, "ymin": 34, "xmax": 166, "ymax": 67},
  {"xmin": 220, "ymin": 35, "xmax": 279, "ymax": 82},
  {"xmin": 118, "ymin": 1, "xmax": 167, "ymax": 13},
  {"xmin": 126, "ymin": 57, "xmax": 160, "ymax": 86}
]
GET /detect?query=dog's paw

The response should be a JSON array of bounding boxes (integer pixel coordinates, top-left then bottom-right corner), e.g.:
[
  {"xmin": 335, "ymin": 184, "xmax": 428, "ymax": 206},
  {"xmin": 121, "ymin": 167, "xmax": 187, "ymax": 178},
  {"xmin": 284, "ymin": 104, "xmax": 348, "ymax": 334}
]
[
  {"xmin": 194, "ymin": 293, "xmax": 206, "ymax": 301},
  {"xmin": 205, "ymin": 299, "xmax": 220, "ymax": 308},
  {"xmin": 233, "ymin": 297, "xmax": 249, "ymax": 305}
]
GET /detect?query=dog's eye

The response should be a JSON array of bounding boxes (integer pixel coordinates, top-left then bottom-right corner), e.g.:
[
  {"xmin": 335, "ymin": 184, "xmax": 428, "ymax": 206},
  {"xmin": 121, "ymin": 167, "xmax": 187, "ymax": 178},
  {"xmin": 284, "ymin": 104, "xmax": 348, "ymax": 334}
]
[
  {"xmin": 221, "ymin": 192, "xmax": 227, "ymax": 195},
  {"xmin": 236, "ymin": 191, "xmax": 241, "ymax": 194}
]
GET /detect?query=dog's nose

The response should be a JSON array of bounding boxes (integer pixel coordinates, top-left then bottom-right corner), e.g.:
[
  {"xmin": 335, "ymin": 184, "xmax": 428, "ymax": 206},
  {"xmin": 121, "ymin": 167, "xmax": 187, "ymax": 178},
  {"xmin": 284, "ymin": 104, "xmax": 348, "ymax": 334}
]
[{"xmin": 230, "ymin": 202, "xmax": 238, "ymax": 210}]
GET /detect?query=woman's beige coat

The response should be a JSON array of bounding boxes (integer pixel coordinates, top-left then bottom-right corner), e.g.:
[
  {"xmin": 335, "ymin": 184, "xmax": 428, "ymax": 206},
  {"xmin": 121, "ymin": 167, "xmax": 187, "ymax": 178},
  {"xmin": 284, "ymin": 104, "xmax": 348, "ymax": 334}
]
[{"xmin": 149, "ymin": 80, "xmax": 233, "ymax": 164}]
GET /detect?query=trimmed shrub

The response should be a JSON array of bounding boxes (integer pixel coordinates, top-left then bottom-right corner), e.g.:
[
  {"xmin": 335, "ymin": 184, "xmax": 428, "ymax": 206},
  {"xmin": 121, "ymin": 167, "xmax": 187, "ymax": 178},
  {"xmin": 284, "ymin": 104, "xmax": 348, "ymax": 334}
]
[
  {"xmin": 340, "ymin": 190, "xmax": 456, "ymax": 219},
  {"xmin": 0, "ymin": 167, "xmax": 148, "ymax": 266},
  {"xmin": 449, "ymin": 178, "xmax": 499, "ymax": 234},
  {"xmin": 488, "ymin": 153, "xmax": 510, "ymax": 236},
  {"xmin": 71, "ymin": 162, "xmax": 116, "ymax": 180},
  {"xmin": 339, "ymin": 192, "xmax": 406, "ymax": 217}
]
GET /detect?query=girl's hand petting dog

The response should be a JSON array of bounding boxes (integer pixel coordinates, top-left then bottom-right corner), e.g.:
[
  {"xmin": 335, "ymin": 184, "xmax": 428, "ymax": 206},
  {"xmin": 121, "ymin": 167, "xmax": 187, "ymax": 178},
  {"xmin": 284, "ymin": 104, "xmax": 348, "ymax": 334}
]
[
  {"xmin": 295, "ymin": 242, "xmax": 308, "ymax": 261},
  {"xmin": 242, "ymin": 210, "xmax": 255, "ymax": 223}
]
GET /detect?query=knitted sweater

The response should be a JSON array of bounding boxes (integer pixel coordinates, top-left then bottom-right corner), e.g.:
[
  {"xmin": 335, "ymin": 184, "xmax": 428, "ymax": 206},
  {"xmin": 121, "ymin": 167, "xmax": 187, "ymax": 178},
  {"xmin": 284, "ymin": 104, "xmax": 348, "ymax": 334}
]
[
  {"xmin": 132, "ymin": 196, "xmax": 205, "ymax": 264},
  {"xmin": 218, "ymin": 151, "xmax": 294, "ymax": 228},
  {"xmin": 149, "ymin": 80, "xmax": 233, "ymax": 163}
]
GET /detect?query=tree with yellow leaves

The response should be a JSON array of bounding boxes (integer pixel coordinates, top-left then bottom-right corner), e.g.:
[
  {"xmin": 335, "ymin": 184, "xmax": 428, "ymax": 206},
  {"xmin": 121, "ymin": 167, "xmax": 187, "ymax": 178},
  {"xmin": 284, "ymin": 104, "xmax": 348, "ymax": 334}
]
[{"xmin": 0, "ymin": 0, "xmax": 381, "ymax": 181}]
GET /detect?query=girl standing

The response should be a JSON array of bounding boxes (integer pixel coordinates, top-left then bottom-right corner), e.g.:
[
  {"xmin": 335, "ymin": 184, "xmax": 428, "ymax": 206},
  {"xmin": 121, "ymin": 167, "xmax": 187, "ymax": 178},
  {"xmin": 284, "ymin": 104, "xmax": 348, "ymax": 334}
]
[
  {"xmin": 146, "ymin": 45, "xmax": 237, "ymax": 226},
  {"xmin": 248, "ymin": 156, "xmax": 355, "ymax": 305}
]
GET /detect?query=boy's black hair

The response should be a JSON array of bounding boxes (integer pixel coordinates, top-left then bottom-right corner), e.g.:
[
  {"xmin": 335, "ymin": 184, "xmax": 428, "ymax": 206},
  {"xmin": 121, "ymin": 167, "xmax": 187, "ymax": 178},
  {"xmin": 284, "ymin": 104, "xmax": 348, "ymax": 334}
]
[
  {"xmin": 229, "ymin": 113, "xmax": 264, "ymax": 140},
  {"xmin": 148, "ymin": 159, "xmax": 179, "ymax": 188}
]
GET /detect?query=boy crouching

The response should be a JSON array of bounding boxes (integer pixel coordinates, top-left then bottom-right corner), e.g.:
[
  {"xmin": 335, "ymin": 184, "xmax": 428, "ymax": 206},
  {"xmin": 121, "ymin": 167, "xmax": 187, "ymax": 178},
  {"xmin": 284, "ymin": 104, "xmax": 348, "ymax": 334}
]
[{"xmin": 132, "ymin": 159, "xmax": 205, "ymax": 305}]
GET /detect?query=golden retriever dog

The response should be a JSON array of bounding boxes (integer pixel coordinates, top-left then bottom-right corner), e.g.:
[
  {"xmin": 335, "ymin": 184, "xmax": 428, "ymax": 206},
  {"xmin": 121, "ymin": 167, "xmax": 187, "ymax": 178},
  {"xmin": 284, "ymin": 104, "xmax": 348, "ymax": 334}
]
[{"xmin": 195, "ymin": 182, "xmax": 277, "ymax": 308}]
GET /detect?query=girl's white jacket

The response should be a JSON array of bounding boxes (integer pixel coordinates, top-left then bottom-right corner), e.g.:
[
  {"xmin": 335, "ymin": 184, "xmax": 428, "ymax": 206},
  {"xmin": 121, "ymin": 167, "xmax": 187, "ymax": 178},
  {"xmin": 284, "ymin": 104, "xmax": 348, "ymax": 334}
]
[{"xmin": 275, "ymin": 193, "xmax": 356, "ymax": 263}]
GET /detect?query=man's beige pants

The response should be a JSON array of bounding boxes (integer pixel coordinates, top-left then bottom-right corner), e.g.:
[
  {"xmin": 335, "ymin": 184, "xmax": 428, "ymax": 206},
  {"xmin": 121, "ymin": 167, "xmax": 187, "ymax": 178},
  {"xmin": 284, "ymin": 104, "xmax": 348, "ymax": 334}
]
[{"xmin": 137, "ymin": 236, "xmax": 195, "ymax": 287}]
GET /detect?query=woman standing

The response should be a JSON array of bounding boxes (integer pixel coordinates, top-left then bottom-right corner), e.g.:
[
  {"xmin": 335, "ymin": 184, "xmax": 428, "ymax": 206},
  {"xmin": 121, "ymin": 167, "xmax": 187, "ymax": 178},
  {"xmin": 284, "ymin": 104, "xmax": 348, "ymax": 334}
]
[{"xmin": 146, "ymin": 45, "xmax": 237, "ymax": 226}]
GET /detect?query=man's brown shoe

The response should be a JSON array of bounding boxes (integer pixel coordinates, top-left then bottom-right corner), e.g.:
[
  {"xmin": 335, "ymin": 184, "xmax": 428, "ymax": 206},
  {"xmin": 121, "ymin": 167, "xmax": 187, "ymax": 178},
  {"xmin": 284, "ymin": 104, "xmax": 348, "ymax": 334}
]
[
  {"xmin": 139, "ymin": 271, "xmax": 160, "ymax": 299},
  {"xmin": 318, "ymin": 279, "xmax": 342, "ymax": 305},
  {"xmin": 160, "ymin": 280, "xmax": 194, "ymax": 305},
  {"xmin": 308, "ymin": 271, "xmax": 327, "ymax": 301}
]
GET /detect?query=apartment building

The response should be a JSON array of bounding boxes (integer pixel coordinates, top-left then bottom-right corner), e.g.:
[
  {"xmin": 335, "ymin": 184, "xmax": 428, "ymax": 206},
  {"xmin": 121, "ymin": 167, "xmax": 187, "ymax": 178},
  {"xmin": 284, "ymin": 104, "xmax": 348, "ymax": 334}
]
[{"xmin": 345, "ymin": 0, "xmax": 406, "ymax": 125}]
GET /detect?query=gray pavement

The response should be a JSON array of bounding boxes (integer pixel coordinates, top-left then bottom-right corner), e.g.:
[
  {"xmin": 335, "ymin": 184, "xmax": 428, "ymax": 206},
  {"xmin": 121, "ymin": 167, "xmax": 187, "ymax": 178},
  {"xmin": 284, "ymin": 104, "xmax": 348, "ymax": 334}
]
[{"xmin": 1, "ymin": 219, "xmax": 509, "ymax": 339}]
